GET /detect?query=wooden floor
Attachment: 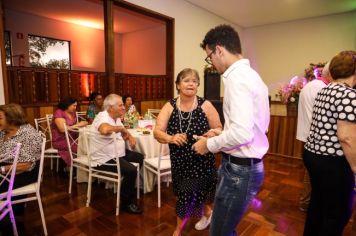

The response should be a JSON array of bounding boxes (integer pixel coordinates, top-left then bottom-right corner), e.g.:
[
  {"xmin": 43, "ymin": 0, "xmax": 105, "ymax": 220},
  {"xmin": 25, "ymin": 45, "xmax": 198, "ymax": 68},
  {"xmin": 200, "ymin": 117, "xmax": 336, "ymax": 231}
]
[{"xmin": 5, "ymin": 154, "xmax": 356, "ymax": 235}]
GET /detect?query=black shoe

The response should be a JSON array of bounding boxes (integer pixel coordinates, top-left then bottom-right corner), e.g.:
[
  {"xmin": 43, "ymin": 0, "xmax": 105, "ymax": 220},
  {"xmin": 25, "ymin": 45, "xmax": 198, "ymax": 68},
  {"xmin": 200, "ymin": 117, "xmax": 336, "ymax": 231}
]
[{"xmin": 122, "ymin": 203, "xmax": 143, "ymax": 214}]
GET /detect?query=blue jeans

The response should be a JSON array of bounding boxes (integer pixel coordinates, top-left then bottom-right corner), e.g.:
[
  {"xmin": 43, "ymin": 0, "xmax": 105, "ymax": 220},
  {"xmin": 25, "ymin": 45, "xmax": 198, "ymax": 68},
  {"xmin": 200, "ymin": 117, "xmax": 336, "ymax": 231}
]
[{"xmin": 210, "ymin": 157, "xmax": 264, "ymax": 236}]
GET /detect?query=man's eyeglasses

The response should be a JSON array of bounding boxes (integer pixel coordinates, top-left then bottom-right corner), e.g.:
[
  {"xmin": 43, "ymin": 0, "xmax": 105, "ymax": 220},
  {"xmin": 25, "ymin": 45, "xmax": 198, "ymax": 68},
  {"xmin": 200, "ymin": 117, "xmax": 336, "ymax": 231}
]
[{"xmin": 205, "ymin": 50, "xmax": 215, "ymax": 65}]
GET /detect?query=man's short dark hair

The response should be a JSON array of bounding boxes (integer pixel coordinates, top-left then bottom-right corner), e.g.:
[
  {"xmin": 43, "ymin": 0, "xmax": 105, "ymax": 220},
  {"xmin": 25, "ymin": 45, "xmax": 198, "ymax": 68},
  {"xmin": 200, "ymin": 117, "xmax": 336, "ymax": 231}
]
[{"xmin": 201, "ymin": 24, "xmax": 242, "ymax": 54}]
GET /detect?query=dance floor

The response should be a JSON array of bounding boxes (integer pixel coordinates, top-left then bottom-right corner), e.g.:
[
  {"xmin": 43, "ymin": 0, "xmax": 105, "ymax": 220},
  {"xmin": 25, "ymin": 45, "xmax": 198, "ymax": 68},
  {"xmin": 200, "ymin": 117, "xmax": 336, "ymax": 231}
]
[{"xmin": 6, "ymin": 154, "xmax": 356, "ymax": 235}]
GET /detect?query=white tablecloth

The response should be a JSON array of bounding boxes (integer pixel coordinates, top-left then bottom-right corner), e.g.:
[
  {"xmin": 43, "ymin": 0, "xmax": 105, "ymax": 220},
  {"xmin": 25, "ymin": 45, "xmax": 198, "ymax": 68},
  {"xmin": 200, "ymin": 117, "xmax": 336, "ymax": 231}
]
[
  {"xmin": 76, "ymin": 128, "xmax": 169, "ymax": 193},
  {"xmin": 128, "ymin": 129, "xmax": 169, "ymax": 192}
]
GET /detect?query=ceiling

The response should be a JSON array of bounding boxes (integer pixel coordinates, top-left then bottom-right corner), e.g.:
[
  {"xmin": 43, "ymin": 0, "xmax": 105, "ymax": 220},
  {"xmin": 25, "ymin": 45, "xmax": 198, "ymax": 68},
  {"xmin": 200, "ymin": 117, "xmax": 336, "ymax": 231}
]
[
  {"xmin": 185, "ymin": 0, "xmax": 356, "ymax": 27},
  {"xmin": 4, "ymin": 0, "xmax": 356, "ymax": 31},
  {"xmin": 3, "ymin": 0, "xmax": 165, "ymax": 34}
]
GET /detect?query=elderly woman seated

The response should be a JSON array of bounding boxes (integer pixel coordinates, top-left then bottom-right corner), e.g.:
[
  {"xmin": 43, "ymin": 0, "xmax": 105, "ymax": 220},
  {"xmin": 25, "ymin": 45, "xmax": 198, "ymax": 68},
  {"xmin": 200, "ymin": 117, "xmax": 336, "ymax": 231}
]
[
  {"xmin": 0, "ymin": 103, "xmax": 42, "ymax": 231},
  {"xmin": 0, "ymin": 103, "xmax": 42, "ymax": 191}
]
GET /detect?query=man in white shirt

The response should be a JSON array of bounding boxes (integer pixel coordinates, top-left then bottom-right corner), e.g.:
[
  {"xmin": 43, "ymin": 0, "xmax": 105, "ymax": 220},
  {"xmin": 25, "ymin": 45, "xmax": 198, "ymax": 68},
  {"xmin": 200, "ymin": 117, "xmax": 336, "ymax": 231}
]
[
  {"xmin": 90, "ymin": 94, "xmax": 143, "ymax": 214},
  {"xmin": 296, "ymin": 63, "xmax": 331, "ymax": 211},
  {"xmin": 193, "ymin": 24, "xmax": 270, "ymax": 236}
]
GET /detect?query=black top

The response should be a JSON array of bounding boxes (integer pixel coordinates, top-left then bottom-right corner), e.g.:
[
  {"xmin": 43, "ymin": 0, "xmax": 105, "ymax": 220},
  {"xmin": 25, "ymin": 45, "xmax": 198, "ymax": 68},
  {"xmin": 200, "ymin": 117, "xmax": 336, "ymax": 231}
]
[{"xmin": 166, "ymin": 96, "xmax": 217, "ymax": 218}]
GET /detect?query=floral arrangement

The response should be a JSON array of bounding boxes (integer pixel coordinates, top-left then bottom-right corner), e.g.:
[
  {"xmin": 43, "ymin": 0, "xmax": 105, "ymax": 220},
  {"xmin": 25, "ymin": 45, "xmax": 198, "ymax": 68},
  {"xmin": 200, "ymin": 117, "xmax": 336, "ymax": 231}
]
[
  {"xmin": 277, "ymin": 77, "xmax": 305, "ymax": 104},
  {"xmin": 123, "ymin": 111, "xmax": 139, "ymax": 128},
  {"xmin": 277, "ymin": 62, "xmax": 325, "ymax": 104}
]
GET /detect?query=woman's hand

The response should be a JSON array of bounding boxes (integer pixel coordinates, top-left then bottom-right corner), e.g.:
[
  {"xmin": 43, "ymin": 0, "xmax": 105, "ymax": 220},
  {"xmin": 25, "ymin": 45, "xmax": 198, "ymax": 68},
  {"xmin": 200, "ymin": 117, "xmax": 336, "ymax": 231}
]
[
  {"xmin": 170, "ymin": 133, "xmax": 187, "ymax": 146},
  {"xmin": 70, "ymin": 121, "xmax": 88, "ymax": 130},
  {"xmin": 77, "ymin": 121, "xmax": 88, "ymax": 127},
  {"xmin": 203, "ymin": 128, "xmax": 222, "ymax": 138}
]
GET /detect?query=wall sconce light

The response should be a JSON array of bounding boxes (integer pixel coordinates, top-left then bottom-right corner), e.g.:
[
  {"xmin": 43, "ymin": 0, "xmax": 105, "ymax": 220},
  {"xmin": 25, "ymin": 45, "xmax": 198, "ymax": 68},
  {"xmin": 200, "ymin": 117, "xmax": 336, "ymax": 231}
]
[
  {"xmin": 80, "ymin": 73, "xmax": 89, "ymax": 97},
  {"xmin": 81, "ymin": 73, "xmax": 96, "ymax": 98}
]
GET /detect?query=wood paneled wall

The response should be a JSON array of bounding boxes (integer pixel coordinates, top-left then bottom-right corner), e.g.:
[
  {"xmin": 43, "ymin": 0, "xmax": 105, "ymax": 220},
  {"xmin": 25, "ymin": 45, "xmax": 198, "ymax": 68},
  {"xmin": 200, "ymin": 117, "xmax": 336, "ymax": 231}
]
[
  {"xmin": 5, "ymin": 66, "xmax": 170, "ymax": 126},
  {"xmin": 267, "ymin": 115, "xmax": 303, "ymax": 159},
  {"xmin": 6, "ymin": 66, "xmax": 170, "ymax": 106}
]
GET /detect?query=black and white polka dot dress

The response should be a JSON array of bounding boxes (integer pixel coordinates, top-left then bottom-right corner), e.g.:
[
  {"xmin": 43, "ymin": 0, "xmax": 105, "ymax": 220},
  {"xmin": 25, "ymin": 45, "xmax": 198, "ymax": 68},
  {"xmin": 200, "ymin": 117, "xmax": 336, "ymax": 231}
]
[
  {"xmin": 167, "ymin": 96, "xmax": 217, "ymax": 218},
  {"xmin": 305, "ymin": 83, "xmax": 356, "ymax": 156}
]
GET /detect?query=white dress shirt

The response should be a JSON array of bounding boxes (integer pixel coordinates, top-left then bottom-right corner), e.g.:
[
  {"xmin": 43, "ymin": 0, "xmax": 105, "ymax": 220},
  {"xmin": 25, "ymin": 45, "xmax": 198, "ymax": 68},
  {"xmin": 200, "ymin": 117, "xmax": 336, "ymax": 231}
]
[
  {"xmin": 296, "ymin": 79, "xmax": 326, "ymax": 142},
  {"xmin": 207, "ymin": 59, "xmax": 270, "ymax": 159},
  {"xmin": 89, "ymin": 110, "xmax": 126, "ymax": 166}
]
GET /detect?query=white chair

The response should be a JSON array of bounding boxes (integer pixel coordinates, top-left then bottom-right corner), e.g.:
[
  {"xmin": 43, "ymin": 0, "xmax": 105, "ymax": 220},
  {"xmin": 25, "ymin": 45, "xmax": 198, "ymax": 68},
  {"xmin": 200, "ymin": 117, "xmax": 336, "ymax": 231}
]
[
  {"xmin": 34, "ymin": 115, "xmax": 60, "ymax": 172},
  {"xmin": 111, "ymin": 161, "xmax": 140, "ymax": 200},
  {"xmin": 11, "ymin": 137, "xmax": 48, "ymax": 235},
  {"xmin": 85, "ymin": 130, "xmax": 123, "ymax": 215},
  {"xmin": 111, "ymin": 162, "xmax": 140, "ymax": 200},
  {"xmin": 133, "ymin": 163, "xmax": 140, "ymax": 199},
  {"xmin": 144, "ymin": 144, "xmax": 171, "ymax": 207},
  {"xmin": 147, "ymin": 109, "xmax": 161, "ymax": 119},
  {"xmin": 76, "ymin": 111, "xmax": 87, "ymax": 123},
  {"xmin": 64, "ymin": 124, "xmax": 90, "ymax": 195},
  {"xmin": 0, "ymin": 143, "xmax": 21, "ymax": 236}
]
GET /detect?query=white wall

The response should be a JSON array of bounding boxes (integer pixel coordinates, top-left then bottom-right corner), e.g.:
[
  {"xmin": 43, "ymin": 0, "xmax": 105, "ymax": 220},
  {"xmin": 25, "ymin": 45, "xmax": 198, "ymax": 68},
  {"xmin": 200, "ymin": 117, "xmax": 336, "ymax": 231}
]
[
  {"xmin": 125, "ymin": 1, "xmax": 355, "ymax": 99},
  {"xmin": 121, "ymin": 25, "xmax": 166, "ymax": 74},
  {"xmin": 243, "ymin": 11, "xmax": 356, "ymax": 100},
  {"xmin": 125, "ymin": 0, "xmax": 243, "ymax": 96}
]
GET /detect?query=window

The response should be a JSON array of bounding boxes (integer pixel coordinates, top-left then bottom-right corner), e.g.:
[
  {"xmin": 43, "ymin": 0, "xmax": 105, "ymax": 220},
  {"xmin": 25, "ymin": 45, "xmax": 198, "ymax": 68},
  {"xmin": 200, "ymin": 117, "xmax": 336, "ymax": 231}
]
[
  {"xmin": 4, "ymin": 31, "xmax": 12, "ymax": 66},
  {"xmin": 28, "ymin": 35, "xmax": 71, "ymax": 69}
]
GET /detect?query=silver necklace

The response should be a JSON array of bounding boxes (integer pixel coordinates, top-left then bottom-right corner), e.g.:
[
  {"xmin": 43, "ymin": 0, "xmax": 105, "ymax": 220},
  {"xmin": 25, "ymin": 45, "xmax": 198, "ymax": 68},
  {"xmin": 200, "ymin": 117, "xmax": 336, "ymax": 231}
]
[{"xmin": 177, "ymin": 96, "xmax": 196, "ymax": 133}]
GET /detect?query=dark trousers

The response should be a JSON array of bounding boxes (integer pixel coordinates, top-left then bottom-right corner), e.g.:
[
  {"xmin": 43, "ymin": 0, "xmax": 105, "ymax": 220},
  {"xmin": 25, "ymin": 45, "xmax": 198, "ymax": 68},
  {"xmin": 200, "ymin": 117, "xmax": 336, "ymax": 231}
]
[
  {"xmin": 94, "ymin": 149, "xmax": 143, "ymax": 205},
  {"xmin": 0, "ymin": 161, "xmax": 39, "ymax": 193},
  {"xmin": 303, "ymin": 149, "xmax": 355, "ymax": 236},
  {"xmin": 0, "ymin": 161, "xmax": 39, "ymax": 234}
]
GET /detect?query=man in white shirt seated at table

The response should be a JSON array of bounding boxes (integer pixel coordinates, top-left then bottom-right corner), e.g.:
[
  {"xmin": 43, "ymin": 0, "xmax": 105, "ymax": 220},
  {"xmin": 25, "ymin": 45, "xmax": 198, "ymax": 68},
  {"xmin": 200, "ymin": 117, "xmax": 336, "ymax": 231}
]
[{"xmin": 90, "ymin": 93, "xmax": 143, "ymax": 214}]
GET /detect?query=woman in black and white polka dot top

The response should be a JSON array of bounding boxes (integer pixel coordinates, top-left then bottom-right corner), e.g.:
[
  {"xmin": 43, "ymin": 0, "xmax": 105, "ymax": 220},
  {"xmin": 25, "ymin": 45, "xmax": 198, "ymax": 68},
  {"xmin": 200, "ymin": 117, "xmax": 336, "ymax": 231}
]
[{"xmin": 303, "ymin": 50, "xmax": 356, "ymax": 236}]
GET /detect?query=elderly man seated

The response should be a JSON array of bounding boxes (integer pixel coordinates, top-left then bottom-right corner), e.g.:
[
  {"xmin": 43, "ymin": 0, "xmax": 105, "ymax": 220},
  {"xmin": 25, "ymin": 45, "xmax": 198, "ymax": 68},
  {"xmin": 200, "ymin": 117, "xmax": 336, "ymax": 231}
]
[{"xmin": 90, "ymin": 93, "xmax": 143, "ymax": 214}]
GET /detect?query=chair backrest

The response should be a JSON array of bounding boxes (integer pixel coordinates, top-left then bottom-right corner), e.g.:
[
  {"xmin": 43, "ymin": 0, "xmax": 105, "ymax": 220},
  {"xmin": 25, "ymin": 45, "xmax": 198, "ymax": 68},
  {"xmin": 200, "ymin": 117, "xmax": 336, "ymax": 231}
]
[
  {"xmin": 64, "ymin": 123, "xmax": 81, "ymax": 165},
  {"xmin": 158, "ymin": 143, "xmax": 170, "ymax": 170},
  {"xmin": 45, "ymin": 114, "xmax": 54, "ymax": 144},
  {"xmin": 35, "ymin": 116, "xmax": 49, "ymax": 137},
  {"xmin": 34, "ymin": 115, "xmax": 53, "ymax": 149},
  {"xmin": 0, "ymin": 143, "xmax": 21, "ymax": 204},
  {"xmin": 76, "ymin": 111, "xmax": 87, "ymax": 123},
  {"xmin": 84, "ymin": 129, "xmax": 121, "ymax": 177},
  {"xmin": 147, "ymin": 109, "xmax": 161, "ymax": 119},
  {"xmin": 36, "ymin": 135, "xmax": 47, "ymax": 187}
]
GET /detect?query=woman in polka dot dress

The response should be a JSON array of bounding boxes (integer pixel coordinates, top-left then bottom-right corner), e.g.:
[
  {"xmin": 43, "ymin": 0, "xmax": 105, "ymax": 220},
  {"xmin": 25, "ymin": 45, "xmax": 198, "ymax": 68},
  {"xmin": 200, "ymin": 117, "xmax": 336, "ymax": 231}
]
[
  {"xmin": 303, "ymin": 50, "xmax": 356, "ymax": 236},
  {"xmin": 154, "ymin": 68, "xmax": 222, "ymax": 236}
]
